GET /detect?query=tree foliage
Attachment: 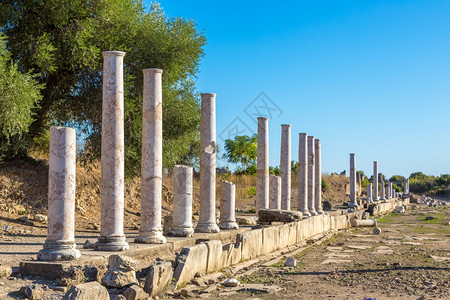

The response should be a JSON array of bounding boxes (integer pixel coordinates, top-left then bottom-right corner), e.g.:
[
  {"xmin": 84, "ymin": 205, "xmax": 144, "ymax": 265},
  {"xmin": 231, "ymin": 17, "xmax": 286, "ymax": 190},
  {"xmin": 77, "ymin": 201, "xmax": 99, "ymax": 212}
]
[
  {"xmin": 223, "ymin": 134, "xmax": 257, "ymax": 172},
  {"xmin": 0, "ymin": 34, "xmax": 43, "ymax": 160},
  {"xmin": 1, "ymin": 0, "xmax": 205, "ymax": 176}
]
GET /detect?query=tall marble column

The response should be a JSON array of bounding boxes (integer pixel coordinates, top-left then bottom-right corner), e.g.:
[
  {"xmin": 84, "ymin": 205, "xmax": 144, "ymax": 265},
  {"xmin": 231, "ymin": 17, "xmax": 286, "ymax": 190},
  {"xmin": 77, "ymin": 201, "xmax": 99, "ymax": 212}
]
[
  {"xmin": 38, "ymin": 127, "xmax": 80, "ymax": 261},
  {"xmin": 170, "ymin": 165, "xmax": 194, "ymax": 237},
  {"xmin": 373, "ymin": 161, "xmax": 379, "ymax": 202},
  {"xmin": 349, "ymin": 153, "xmax": 358, "ymax": 208},
  {"xmin": 256, "ymin": 117, "xmax": 269, "ymax": 212},
  {"xmin": 389, "ymin": 182, "xmax": 393, "ymax": 199},
  {"xmin": 219, "ymin": 180, "xmax": 239, "ymax": 229},
  {"xmin": 404, "ymin": 179, "xmax": 409, "ymax": 194},
  {"xmin": 195, "ymin": 93, "xmax": 220, "ymax": 233},
  {"xmin": 380, "ymin": 181, "xmax": 385, "ymax": 201},
  {"xmin": 307, "ymin": 136, "xmax": 318, "ymax": 216},
  {"xmin": 280, "ymin": 124, "xmax": 291, "ymax": 210},
  {"xmin": 386, "ymin": 183, "xmax": 390, "ymax": 199},
  {"xmin": 298, "ymin": 133, "xmax": 310, "ymax": 217},
  {"xmin": 136, "ymin": 69, "xmax": 166, "ymax": 244},
  {"xmin": 314, "ymin": 139, "xmax": 324, "ymax": 214},
  {"xmin": 269, "ymin": 175, "xmax": 281, "ymax": 210},
  {"xmin": 367, "ymin": 183, "xmax": 373, "ymax": 204},
  {"xmin": 97, "ymin": 51, "xmax": 129, "ymax": 251}
]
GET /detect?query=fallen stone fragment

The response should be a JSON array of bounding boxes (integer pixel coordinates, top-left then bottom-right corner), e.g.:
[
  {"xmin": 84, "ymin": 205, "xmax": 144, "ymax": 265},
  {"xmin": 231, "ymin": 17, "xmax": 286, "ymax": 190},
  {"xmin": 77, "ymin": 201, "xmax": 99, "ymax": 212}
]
[
  {"xmin": 20, "ymin": 285, "xmax": 44, "ymax": 300},
  {"xmin": 350, "ymin": 219, "xmax": 377, "ymax": 227},
  {"xmin": 236, "ymin": 216, "xmax": 258, "ymax": 226},
  {"xmin": 326, "ymin": 246, "xmax": 343, "ymax": 252},
  {"xmin": 321, "ymin": 259, "xmax": 352, "ymax": 264},
  {"xmin": 257, "ymin": 209, "xmax": 303, "ymax": 223},
  {"xmin": 112, "ymin": 295, "xmax": 126, "ymax": 300},
  {"xmin": 101, "ymin": 255, "xmax": 138, "ymax": 288},
  {"xmin": 223, "ymin": 278, "xmax": 240, "ymax": 287},
  {"xmin": 284, "ymin": 257, "xmax": 296, "ymax": 267},
  {"xmin": 82, "ymin": 240, "xmax": 95, "ymax": 249},
  {"xmin": 347, "ymin": 245, "xmax": 371, "ymax": 250},
  {"xmin": 0, "ymin": 265, "xmax": 12, "ymax": 278},
  {"xmin": 143, "ymin": 260, "xmax": 173, "ymax": 296},
  {"xmin": 63, "ymin": 282, "xmax": 109, "ymax": 300},
  {"xmin": 394, "ymin": 206, "xmax": 406, "ymax": 213},
  {"xmin": 237, "ymin": 284, "xmax": 281, "ymax": 294},
  {"xmin": 429, "ymin": 255, "xmax": 450, "ymax": 262},
  {"xmin": 180, "ymin": 288, "xmax": 194, "ymax": 298},
  {"xmin": 33, "ymin": 214, "xmax": 48, "ymax": 223},
  {"xmin": 123, "ymin": 285, "xmax": 149, "ymax": 300}
]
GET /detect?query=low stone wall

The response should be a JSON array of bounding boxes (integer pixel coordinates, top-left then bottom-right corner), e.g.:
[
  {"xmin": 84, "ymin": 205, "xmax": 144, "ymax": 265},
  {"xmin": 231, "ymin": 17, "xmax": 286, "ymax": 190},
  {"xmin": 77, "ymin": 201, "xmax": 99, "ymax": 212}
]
[{"xmin": 173, "ymin": 198, "xmax": 408, "ymax": 288}]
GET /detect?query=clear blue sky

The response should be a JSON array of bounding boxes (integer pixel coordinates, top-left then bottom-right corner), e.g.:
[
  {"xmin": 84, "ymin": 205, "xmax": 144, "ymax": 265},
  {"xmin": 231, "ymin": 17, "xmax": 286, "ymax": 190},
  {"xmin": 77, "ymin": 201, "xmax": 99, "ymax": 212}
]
[{"xmin": 151, "ymin": 0, "xmax": 450, "ymax": 178}]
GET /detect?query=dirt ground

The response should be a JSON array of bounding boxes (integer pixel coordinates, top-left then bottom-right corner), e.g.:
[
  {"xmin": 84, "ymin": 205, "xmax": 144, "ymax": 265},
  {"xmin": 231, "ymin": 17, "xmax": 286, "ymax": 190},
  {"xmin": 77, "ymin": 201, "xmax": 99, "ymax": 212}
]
[{"xmin": 208, "ymin": 205, "xmax": 449, "ymax": 300}]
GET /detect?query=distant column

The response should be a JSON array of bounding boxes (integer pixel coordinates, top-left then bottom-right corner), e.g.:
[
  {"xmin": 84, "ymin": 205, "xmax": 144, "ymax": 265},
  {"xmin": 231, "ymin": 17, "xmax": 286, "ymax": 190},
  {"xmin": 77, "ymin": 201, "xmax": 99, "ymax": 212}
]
[
  {"xmin": 256, "ymin": 117, "xmax": 269, "ymax": 212},
  {"xmin": 219, "ymin": 180, "xmax": 239, "ymax": 229},
  {"xmin": 97, "ymin": 51, "xmax": 129, "ymax": 251},
  {"xmin": 170, "ymin": 165, "xmax": 194, "ymax": 237},
  {"xmin": 298, "ymin": 133, "xmax": 310, "ymax": 217},
  {"xmin": 404, "ymin": 179, "xmax": 409, "ymax": 194},
  {"xmin": 269, "ymin": 175, "xmax": 282, "ymax": 210},
  {"xmin": 380, "ymin": 181, "xmax": 385, "ymax": 201},
  {"xmin": 136, "ymin": 68, "xmax": 166, "ymax": 244},
  {"xmin": 389, "ymin": 182, "xmax": 393, "ymax": 199},
  {"xmin": 196, "ymin": 93, "xmax": 220, "ymax": 233},
  {"xmin": 38, "ymin": 127, "xmax": 80, "ymax": 261},
  {"xmin": 314, "ymin": 139, "xmax": 324, "ymax": 214},
  {"xmin": 349, "ymin": 153, "xmax": 358, "ymax": 208},
  {"xmin": 280, "ymin": 124, "xmax": 291, "ymax": 210},
  {"xmin": 307, "ymin": 136, "xmax": 318, "ymax": 216},
  {"xmin": 373, "ymin": 161, "xmax": 379, "ymax": 202},
  {"xmin": 385, "ymin": 183, "xmax": 390, "ymax": 199},
  {"xmin": 367, "ymin": 183, "xmax": 373, "ymax": 204}
]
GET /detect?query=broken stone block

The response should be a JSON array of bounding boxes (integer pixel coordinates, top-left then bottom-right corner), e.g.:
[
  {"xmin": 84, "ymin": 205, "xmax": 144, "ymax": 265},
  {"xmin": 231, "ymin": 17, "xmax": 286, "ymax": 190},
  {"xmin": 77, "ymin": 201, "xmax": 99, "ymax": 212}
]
[
  {"xmin": 63, "ymin": 282, "xmax": 109, "ymax": 300},
  {"xmin": 350, "ymin": 219, "xmax": 377, "ymax": 227},
  {"xmin": 236, "ymin": 216, "xmax": 258, "ymax": 226},
  {"xmin": 123, "ymin": 285, "xmax": 149, "ymax": 300},
  {"xmin": 112, "ymin": 295, "xmax": 126, "ymax": 300},
  {"xmin": 0, "ymin": 265, "xmax": 12, "ymax": 278},
  {"xmin": 20, "ymin": 285, "xmax": 44, "ymax": 300},
  {"xmin": 285, "ymin": 257, "xmax": 296, "ymax": 267},
  {"xmin": 257, "ymin": 209, "xmax": 303, "ymax": 223},
  {"xmin": 101, "ymin": 255, "xmax": 138, "ymax": 288},
  {"xmin": 33, "ymin": 214, "xmax": 48, "ymax": 223},
  {"xmin": 394, "ymin": 206, "xmax": 405, "ymax": 213},
  {"xmin": 173, "ymin": 243, "xmax": 208, "ymax": 288},
  {"xmin": 143, "ymin": 261, "xmax": 173, "ymax": 297},
  {"xmin": 223, "ymin": 278, "xmax": 239, "ymax": 287}
]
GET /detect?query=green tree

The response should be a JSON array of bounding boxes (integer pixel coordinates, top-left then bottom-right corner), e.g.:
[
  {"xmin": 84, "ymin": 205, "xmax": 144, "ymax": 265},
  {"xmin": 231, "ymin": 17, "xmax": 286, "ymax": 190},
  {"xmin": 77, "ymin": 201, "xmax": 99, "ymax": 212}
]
[
  {"xmin": 1, "ymin": 1, "xmax": 205, "ymax": 176},
  {"xmin": 0, "ymin": 34, "xmax": 43, "ymax": 160},
  {"xmin": 223, "ymin": 134, "xmax": 257, "ymax": 172}
]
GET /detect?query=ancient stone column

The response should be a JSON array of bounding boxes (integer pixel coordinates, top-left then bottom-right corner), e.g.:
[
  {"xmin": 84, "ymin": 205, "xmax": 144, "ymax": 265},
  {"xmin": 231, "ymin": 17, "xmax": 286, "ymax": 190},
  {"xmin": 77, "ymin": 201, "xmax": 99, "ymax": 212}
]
[
  {"xmin": 380, "ymin": 181, "xmax": 385, "ymax": 201},
  {"xmin": 280, "ymin": 124, "xmax": 291, "ymax": 210},
  {"xmin": 404, "ymin": 179, "xmax": 409, "ymax": 194},
  {"xmin": 307, "ymin": 136, "xmax": 318, "ymax": 216},
  {"xmin": 97, "ymin": 51, "xmax": 129, "ymax": 251},
  {"xmin": 256, "ymin": 117, "xmax": 269, "ymax": 212},
  {"xmin": 219, "ymin": 180, "xmax": 239, "ymax": 230},
  {"xmin": 195, "ymin": 93, "xmax": 220, "ymax": 233},
  {"xmin": 385, "ymin": 183, "xmax": 390, "ymax": 199},
  {"xmin": 389, "ymin": 182, "xmax": 393, "ymax": 199},
  {"xmin": 135, "ymin": 69, "xmax": 166, "ymax": 244},
  {"xmin": 38, "ymin": 127, "xmax": 81, "ymax": 261},
  {"xmin": 269, "ymin": 175, "xmax": 282, "ymax": 210},
  {"xmin": 367, "ymin": 183, "xmax": 373, "ymax": 204},
  {"xmin": 373, "ymin": 161, "xmax": 379, "ymax": 202},
  {"xmin": 349, "ymin": 153, "xmax": 358, "ymax": 208},
  {"xmin": 298, "ymin": 133, "xmax": 310, "ymax": 217},
  {"xmin": 314, "ymin": 139, "xmax": 324, "ymax": 214},
  {"xmin": 169, "ymin": 165, "xmax": 194, "ymax": 237}
]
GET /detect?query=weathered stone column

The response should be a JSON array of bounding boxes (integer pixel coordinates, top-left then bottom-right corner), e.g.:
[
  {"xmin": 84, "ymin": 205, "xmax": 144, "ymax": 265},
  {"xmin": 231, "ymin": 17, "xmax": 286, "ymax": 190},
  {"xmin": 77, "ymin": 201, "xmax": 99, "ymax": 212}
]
[
  {"xmin": 404, "ymin": 179, "xmax": 409, "ymax": 194},
  {"xmin": 195, "ymin": 93, "xmax": 220, "ymax": 233},
  {"xmin": 385, "ymin": 183, "xmax": 390, "ymax": 199},
  {"xmin": 38, "ymin": 127, "xmax": 80, "ymax": 261},
  {"xmin": 256, "ymin": 117, "xmax": 269, "ymax": 212},
  {"xmin": 314, "ymin": 139, "xmax": 324, "ymax": 214},
  {"xmin": 219, "ymin": 180, "xmax": 239, "ymax": 229},
  {"xmin": 380, "ymin": 181, "xmax": 385, "ymax": 201},
  {"xmin": 307, "ymin": 136, "xmax": 318, "ymax": 216},
  {"xmin": 170, "ymin": 165, "xmax": 194, "ymax": 237},
  {"xmin": 389, "ymin": 182, "xmax": 393, "ymax": 199},
  {"xmin": 280, "ymin": 124, "xmax": 291, "ymax": 210},
  {"xmin": 97, "ymin": 51, "xmax": 129, "ymax": 251},
  {"xmin": 269, "ymin": 175, "xmax": 282, "ymax": 210},
  {"xmin": 349, "ymin": 153, "xmax": 358, "ymax": 208},
  {"xmin": 367, "ymin": 183, "xmax": 373, "ymax": 204},
  {"xmin": 298, "ymin": 133, "xmax": 310, "ymax": 217},
  {"xmin": 135, "ymin": 69, "xmax": 166, "ymax": 244},
  {"xmin": 373, "ymin": 161, "xmax": 379, "ymax": 202}
]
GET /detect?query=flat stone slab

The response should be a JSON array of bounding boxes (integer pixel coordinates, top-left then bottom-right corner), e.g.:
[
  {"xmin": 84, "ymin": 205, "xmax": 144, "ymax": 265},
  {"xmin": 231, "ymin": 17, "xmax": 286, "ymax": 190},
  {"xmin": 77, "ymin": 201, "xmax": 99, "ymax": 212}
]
[
  {"xmin": 372, "ymin": 246, "xmax": 393, "ymax": 255},
  {"xmin": 346, "ymin": 245, "xmax": 371, "ymax": 250},
  {"xmin": 321, "ymin": 259, "xmax": 352, "ymax": 264},
  {"xmin": 402, "ymin": 242, "xmax": 423, "ymax": 246},
  {"xmin": 324, "ymin": 253, "xmax": 352, "ymax": 258},
  {"xmin": 257, "ymin": 209, "xmax": 303, "ymax": 223},
  {"xmin": 430, "ymin": 255, "xmax": 450, "ymax": 262},
  {"xmin": 326, "ymin": 247, "xmax": 343, "ymax": 252}
]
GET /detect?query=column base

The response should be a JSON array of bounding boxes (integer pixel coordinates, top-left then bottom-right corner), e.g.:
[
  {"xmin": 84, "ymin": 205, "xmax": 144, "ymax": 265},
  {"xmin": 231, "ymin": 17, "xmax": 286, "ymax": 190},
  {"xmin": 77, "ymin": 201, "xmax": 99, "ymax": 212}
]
[
  {"xmin": 37, "ymin": 242, "xmax": 81, "ymax": 261},
  {"xmin": 309, "ymin": 210, "xmax": 318, "ymax": 216},
  {"xmin": 168, "ymin": 227, "xmax": 194, "ymax": 237},
  {"xmin": 348, "ymin": 203, "xmax": 359, "ymax": 208},
  {"xmin": 95, "ymin": 236, "xmax": 129, "ymax": 251},
  {"xmin": 299, "ymin": 209, "xmax": 311, "ymax": 218},
  {"xmin": 315, "ymin": 209, "xmax": 324, "ymax": 215},
  {"xmin": 218, "ymin": 221, "xmax": 239, "ymax": 230},
  {"xmin": 195, "ymin": 222, "xmax": 220, "ymax": 233},
  {"xmin": 135, "ymin": 231, "xmax": 167, "ymax": 244}
]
